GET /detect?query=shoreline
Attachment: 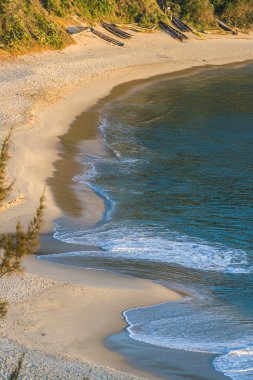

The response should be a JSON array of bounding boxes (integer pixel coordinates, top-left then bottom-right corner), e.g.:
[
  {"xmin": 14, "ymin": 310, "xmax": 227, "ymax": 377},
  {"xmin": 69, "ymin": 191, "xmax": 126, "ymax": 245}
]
[
  {"xmin": 1, "ymin": 33, "xmax": 253, "ymax": 232},
  {"xmin": 0, "ymin": 32, "xmax": 253, "ymax": 379},
  {"xmin": 0, "ymin": 254, "xmax": 181, "ymax": 380}
]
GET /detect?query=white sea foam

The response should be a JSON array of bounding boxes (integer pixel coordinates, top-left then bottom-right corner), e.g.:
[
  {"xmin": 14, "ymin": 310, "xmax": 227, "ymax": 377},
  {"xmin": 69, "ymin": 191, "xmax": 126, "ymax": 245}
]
[
  {"xmin": 76, "ymin": 153, "xmax": 147, "ymax": 183},
  {"xmin": 121, "ymin": 298, "xmax": 253, "ymax": 380},
  {"xmin": 123, "ymin": 298, "xmax": 252, "ymax": 349},
  {"xmin": 53, "ymin": 224, "xmax": 250, "ymax": 274},
  {"xmin": 214, "ymin": 348, "xmax": 253, "ymax": 380},
  {"xmin": 57, "ymin": 148, "xmax": 250, "ymax": 274},
  {"xmin": 50, "ymin": 228, "xmax": 251, "ymax": 380},
  {"xmin": 98, "ymin": 121, "xmax": 122, "ymax": 158}
]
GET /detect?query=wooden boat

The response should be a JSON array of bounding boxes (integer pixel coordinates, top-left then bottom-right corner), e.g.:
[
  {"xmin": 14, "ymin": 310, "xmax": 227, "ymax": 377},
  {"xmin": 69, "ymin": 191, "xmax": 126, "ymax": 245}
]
[
  {"xmin": 172, "ymin": 17, "xmax": 193, "ymax": 33},
  {"xmin": 90, "ymin": 27, "xmax": 124, "ymax": 46},
  {"xmin": 116, "ymin": 23, "xmax": 156, "ymax": 33},
  {"xmin": 216, "ymin": 18, "xmax": 237, "ymax": 35},
  {"xmin": 159, "ymin": 21, "xmax": 188, "ymax": 42},
  {"xmin": 66, "ymin": 26, "xmax": 90, "ymax": 36},
  {"xmin": 101, "ymin": 22, "xmax": 132, "ymax": 39}
]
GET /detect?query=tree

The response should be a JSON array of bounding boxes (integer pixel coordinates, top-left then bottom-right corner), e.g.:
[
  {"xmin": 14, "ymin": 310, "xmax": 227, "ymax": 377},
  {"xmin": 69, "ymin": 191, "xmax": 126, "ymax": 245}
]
[
  {"xmin": 0, "ymin": 191, "xmax": 45, "ymax": 316},
  {"xmin": 177, "ymin": 0, "xmax": 215, "ymax": 27},
  {"xmin": 0, "ymin": 190, "xmax": 46, "ymax": 279}
]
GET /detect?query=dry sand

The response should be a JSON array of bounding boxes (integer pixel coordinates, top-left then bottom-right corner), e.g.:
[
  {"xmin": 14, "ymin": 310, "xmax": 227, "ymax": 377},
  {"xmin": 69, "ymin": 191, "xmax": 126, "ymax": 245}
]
[{"xmin": 0, "ymin": 29, "xmax": 253, "ymax": 379}]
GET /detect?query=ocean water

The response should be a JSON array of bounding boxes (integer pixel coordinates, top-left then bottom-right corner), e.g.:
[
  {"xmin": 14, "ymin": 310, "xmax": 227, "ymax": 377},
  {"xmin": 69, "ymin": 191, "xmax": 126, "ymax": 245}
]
[{"xmin": 42, "ymin": 63, "xmax": 253, "ymax": 379}]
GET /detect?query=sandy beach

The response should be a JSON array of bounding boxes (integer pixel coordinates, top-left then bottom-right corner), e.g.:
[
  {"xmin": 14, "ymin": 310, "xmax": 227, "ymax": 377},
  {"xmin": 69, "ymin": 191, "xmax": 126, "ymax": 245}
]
[
  {"xmin": 1, "ymin": 29, "xmax": 253, "ymax": 379},
  {"xmin": 1, "ymin": 29, "xmax": 253, "ymax": 232},
  {"xmin": 0, "ymin": 255, "xmax": 180, "ymax": 379}
]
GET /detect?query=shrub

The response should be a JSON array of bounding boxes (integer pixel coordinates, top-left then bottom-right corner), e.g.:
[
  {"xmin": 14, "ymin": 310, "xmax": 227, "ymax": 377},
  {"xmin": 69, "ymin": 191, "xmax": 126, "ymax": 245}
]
[
  {"xmin": 0, "ymin": 183, "xmax": 45, "ymax": 319},
  {"xmin": 0, "ymin": 299, "xmax": 7, "ymax": 317},
  {"xmin": 115, "ymin": 0, "xmax": 163, "ymax": 25},
  {"xmin": 43, "ymin": 0, "xmax": 70, "ymax": 17},
  {"xmin": 34, "ymin": 13, "xmax": 65, "ymax": 48},
  {"xmin": 177, "ymin": 0, "xmax": 215, "ymax": 27},
  {"xmin": 0, "ymin": 14, "xmax": 28, "ymax": 47},
  {"xmin": 220, "ymin": 0, "xmax": 253, "ymax": 27},
  {"xmin": 0, "ymin": 1, "xmax": 253, "ymax": 58},
  {"xmin": 0, "ymin": 130, "xmax": 14, "ymax": 206},
  {"xmin": 0, "ymin": 191, "xmax": 46, "ymax": 278},
  {"xmin": 0, "ymin": 0, "xmax": 70, "ymax": 50}
]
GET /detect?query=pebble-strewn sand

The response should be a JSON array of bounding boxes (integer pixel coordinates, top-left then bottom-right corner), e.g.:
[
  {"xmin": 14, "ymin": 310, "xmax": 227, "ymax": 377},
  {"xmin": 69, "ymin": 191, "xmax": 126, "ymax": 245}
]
[
  {"xmin": 0, "ymin": 257, "xmax": 180, "ymax": 379},
  {"xmin": 0, "ymin": 271, "xmax": 144, "ymax": 379},
  {"xmin": 0, "ymin": 337, "xmax": 142, "ymax": 380}
]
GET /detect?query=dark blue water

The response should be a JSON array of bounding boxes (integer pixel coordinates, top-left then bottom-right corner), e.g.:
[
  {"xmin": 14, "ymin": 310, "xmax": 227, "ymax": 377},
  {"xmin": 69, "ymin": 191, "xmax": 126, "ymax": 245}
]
[{"xmin": 43, "ymin": 63, "xmax": 253, "ymax": 379}]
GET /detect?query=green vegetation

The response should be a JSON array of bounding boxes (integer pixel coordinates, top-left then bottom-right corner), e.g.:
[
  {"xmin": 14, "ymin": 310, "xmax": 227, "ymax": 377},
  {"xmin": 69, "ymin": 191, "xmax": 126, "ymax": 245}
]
[
  {"xmin": 115, "ymin": 0, "xmax": 164, "ymax": 26},
  {"xmin": 0, "ymin": 0, "xmax": 164, "ymax": 51},
  {"xmin": 9, "ymin": 354, "xmax": 24, "ymax": 380},
  {"xmin": 165, "ymin": 0, "xmax": 253, "ymax": 28},
  {"xmin": 0, "ymin": 190, "xmax": 45, "ymax": 316},
  {"xmin": 0, "ymin": 299, "xmax": 7, "ymax": 317},
  {"xmin": 0, "ymin": 129, "xmax": 14, "ymax": 206},
  {"xmin": 0, "ymin": 191, "xmax": 45, "ymax": 278},
  {"xmin": 0, "ymin": 1, "xmax": 252, "ymax": 51},
  {"xmin": 0, "ymin": 0, "xmax": 71, "ymax": 50},
  {"xmin": 175, "ymin": 0, "xmax": 216, "ymax": 28},
  {"xmin": 0, "ymin": 130, "xmax": 46, "ymax": 317},
  {"xmin": 216, "ymin": 0, "xmax": 253, "ymax": 27},
  {"xmin": 43, "ymin": 0, "xmax": 163, "ymax": 24}
]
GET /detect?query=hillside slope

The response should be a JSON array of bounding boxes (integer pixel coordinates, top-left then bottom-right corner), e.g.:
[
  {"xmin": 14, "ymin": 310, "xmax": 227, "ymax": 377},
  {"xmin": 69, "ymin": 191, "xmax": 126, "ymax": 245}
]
[
  {"xmin": 170, "ymin": 0, "xmax": 253, "ymax": 28},
  {"xmin": 0, "ymin": 0, "xmax": 163, "ymax": 51},
  {"xmin": 0, "ymin": 0, "xmax": 252, "ymax": 52}
]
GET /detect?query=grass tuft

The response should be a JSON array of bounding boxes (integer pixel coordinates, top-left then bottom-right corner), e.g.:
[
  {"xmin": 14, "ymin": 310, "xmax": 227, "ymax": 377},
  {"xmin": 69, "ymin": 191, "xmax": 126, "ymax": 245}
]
[
  {"xmin": 0, "ymin": 129, "xmax": 14, "ymax": 206},
  {"xmin": 9, "ymin": 353, "xmax": 24, "ymax": 380}
]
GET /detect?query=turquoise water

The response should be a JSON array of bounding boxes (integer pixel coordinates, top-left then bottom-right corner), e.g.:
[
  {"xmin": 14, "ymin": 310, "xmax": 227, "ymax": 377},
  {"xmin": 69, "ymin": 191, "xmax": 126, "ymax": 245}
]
[{"xmin": 43, "ymin": 63, "xmax": 253, "ymax": 379}]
